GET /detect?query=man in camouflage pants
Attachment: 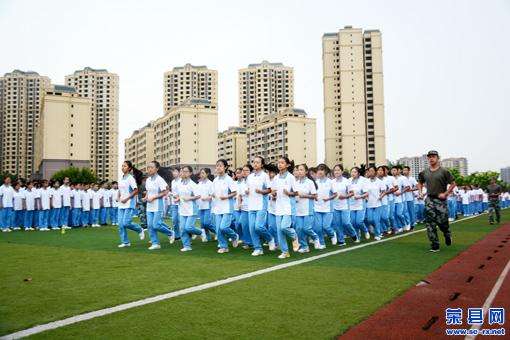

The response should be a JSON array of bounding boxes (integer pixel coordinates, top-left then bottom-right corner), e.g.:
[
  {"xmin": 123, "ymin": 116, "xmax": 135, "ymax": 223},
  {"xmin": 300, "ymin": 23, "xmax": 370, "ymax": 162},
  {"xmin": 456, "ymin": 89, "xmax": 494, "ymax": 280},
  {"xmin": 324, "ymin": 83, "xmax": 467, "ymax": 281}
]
[
  {"xmin": 487, "ymin": 177, "xmax": 502, "ymax": 224},
  {"xmin": 418, "ymin": 151, "xmax": 456, "ymax": 252}
]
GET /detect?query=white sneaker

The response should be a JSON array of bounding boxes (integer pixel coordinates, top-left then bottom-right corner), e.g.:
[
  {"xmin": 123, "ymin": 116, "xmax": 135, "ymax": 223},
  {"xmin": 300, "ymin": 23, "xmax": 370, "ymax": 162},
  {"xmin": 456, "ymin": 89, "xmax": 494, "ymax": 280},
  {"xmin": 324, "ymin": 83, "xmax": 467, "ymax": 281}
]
[
  {"xmin": 374, "ymin": 236, "xmax": 381, "ymax": 241},
  {"xmin": 251, "ymin": 249, "xmax": 264, "ymax": 256},
  {"xmin": 2, "ymin": 229, "xmax": 11, "ymax": 233},
  {"xmin": 242, "ymin": 245, "xmax": 250, "ymax": 249},
  {"xmin": 13, "ymin": 227, "xmax": 21, "ymax": 231},
  {"xmin": 268, "ymin": 238, "xmax": 276, "ymax": 251},
  {"xmin": 191, "ymin": 234, "xmax": 197, "ymax": 240},
  {"xmin": 118, "ymin": 243, "xmax": 131, "ymax": 248},
  {"xmin": 232, "ymin": 234, "xmax": 239, "ymax": 248},
  {"xmin": 364, "ymin": 232, "xmax": 371, "ymax": 240},
  {"xmin": 278, "ymin": 253, "xmax": 290, "ymax": 259},
  {"xmin": 52, "ymin": 227, "xmax": 60, "ymax": 231},
  {"xmin": 354, "ymin": 238, "xmax": 361, "ymax": 243},
  {"xmin": 138, "ymin": 229, "xmax": 145, "ymax": 240},
  {"xmin": 298, "ymin": 248, "xmax": 310, "ymax": 253},
  {"xmin": 200, "ymin": 229, "xmax": 207, "ymax": 242},
  {"xmin": 319, "ymin": 245, "xmax": 326, "ymax": 250},
  {"xmin": 331, "ymin": 232, "xmax": 338, "ymax": 245},
  {"xmin": 180, "ymin": 247, "xmax": 192, "ymax": 252},
  {"xmin": 168, "ymin": 233, "xmax": 175, "ymax": 244},
  {"xmin": 313, "ymin": 239, "xmax": 321, "ymax": 249},
  {"xmin": 403, "ymin": 225, "xmax": 411, "ymax": 231},
  {"xmin": 397, "ymin": 228, "xmax": 403, "ymax": 233},
  {"xmin": 148, "ymin": 244, "xmax": 161, "ymax": 250},
  {"xmin": 217, "ymin": 248, "xmax": 229, "ymax": 254}
]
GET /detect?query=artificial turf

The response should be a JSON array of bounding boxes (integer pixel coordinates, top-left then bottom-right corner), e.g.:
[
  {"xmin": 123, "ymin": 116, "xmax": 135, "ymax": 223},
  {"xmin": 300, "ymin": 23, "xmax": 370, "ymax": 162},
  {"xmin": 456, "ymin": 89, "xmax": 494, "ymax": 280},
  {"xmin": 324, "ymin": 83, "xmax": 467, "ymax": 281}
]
[{"xmin": 1, "ymin": 210, "xmax": 509, "ymax": 339}]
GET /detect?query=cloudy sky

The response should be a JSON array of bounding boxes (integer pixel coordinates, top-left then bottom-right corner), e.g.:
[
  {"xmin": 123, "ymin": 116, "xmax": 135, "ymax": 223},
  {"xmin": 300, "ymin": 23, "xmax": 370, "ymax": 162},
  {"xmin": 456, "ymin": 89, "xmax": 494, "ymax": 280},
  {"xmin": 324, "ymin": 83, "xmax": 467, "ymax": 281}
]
[{"xmin": 1, "ymin": 0, "xmax": 509, "ymax": 173}]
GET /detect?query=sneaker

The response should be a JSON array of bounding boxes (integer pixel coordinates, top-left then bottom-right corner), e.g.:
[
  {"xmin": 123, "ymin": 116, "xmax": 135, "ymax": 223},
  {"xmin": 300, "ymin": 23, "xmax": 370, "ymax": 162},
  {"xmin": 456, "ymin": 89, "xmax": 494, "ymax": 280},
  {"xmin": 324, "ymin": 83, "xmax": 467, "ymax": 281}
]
[
  {"xmin": 364, "ymin": 232, "xmax": 371, "ymax": 240},
  {"xmin": 313, "ymin": 239, "xmax": 321, "ymax": 250},
  {"xmin": 51, "ymin": 227, "xmax": 60, "ymax": 231},
  {"xmin": 429, "ymin": 248, "xmax": 440, "ymax": 252},
  {"xmin": 403, "ymin": 225, "xmax": 411, "ymax": 231},
  {"xmin": 319, "ymin": 245, "xmax": 327, "ymax": 249},
  {"xmin": 292, "ymin": 235, "xmax": 300, "ymax": 252},
  {"xmin": 268, "ymin": 238, "xmax": 276, "ymax": 251},
  {"xmin": 338, "ymin": 242, "xmax": 347, "ymax": 246},
  {"xmin": 278, "ymin": 253, "xmax": 291, "ymax": 259},
  {"xmin": 298, "ymin": 248, "xmax": 310, "ymax": 253},
  {"xmin": 232, "ymin": 234, "xmax": 239, "ymax": 248},
  {"xmin": 387, "ymin": 229, "xmax": 393, "ymax": 235},
  {"xmin": 242, "ymin": 245, "xmax": 250, "ymax": 250},
  {"xmin": 138, "ymin": 229, "xmax": 145, "ymax": 240},
  {"xmin": 331, "ymin": 232, "xmax": 338, "ymax": 245},
  {"xmin": 374, "ymin": 236, "xmax": 381, "ymax": 241},
  {"xmin": 148, "ymin": 244, "xmax": 161, "ymax": 250},
  {"xmin": 217, "ymin": 248, "xmax": 229, "ymax": 254},
  {"xmin": 445, "ymin": 235, "xmax": 452, "ymax": 246},
  {"xmin": 180, "ymin": 247, "xmax": 192, "ymax": 252},
  {"xmin": 354, "ymin": 238, "xmax": 360, "ymax": 244},
  {"xmin": 118, "ymin": 243, "xmax": 131, "ymax": 248},
  {"xmin": 251, "ymin": 249, "xmax": 264, "ymax": 256},
  {"xmin": 13, "ymin": 227, "xmax": 21, "ymax": 231},
  {"xmin": 397, "ymin": 228, "xmax": 403, "ymax": 233},
  {"xmin": 168, "ymin": 233, "xmax": 175, "ymax": 245},
  {"xmin": 191, "ymin": 234, "xmax": 197, "ymax": 240},
  {"xmin": 200, "ymin": 229, "xmax": 207, "ymax": 242}
]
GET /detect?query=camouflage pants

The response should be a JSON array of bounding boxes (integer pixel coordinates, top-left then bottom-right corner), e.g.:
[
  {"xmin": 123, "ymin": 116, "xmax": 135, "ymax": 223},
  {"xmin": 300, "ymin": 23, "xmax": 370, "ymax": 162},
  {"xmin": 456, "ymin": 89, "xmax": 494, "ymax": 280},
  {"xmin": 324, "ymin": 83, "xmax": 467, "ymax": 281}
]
[
  {"xmin": 424, "ymin": 197, "xmax": 451, "ymax": 249},
  {"xmin": 137, "ymin": 198, "xmax": 147, "ymax": 228},
  {"xmin": 488, "ymin": 200, "xmax": 500, "ymax": 223}
]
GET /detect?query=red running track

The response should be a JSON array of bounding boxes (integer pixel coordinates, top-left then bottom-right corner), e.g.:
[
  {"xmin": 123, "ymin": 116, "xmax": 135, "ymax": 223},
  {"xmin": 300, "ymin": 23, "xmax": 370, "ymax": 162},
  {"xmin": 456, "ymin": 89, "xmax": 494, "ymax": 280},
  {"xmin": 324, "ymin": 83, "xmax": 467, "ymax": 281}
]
[{"xmin": 340, "ymin": 222, "xmax": 510, "ymax": 340}]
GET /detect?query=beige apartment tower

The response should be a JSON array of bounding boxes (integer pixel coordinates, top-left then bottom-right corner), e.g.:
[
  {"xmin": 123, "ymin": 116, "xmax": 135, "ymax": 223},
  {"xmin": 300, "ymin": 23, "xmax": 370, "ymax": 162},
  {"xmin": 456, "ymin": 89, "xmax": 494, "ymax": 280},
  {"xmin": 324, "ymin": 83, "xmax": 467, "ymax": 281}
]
[
  {"xmin": 65, "ymin": 67, "xmax": 119, "ymax": 180},
  {"xmin": 154, "ymin": 99, "xmax": 218, "ymax": 171},
  {"xmin": 164, "ymin": 64, "xmax": 217, "ymax": 112},
  {"xmin": 34, "ymin": 85, "xmax": 92, "ymax": 179},
  {"xmin": 246, "ymin": 108, "xmax": 316, "ymax": 165},
  {"xmin": 239, "ymin": 61, "xmax": 294, "ymax": 128},
  {"xmin": 0, "ymin": 70, "xmax": 50, "ymax": 178},
  {"xmin": 218, "ymin": 127, "xmax": 247, "ymax": 169},
  {"xmin": 124, "ymin": 121, "xmax": 156, "ymax": 170},
  {"xmin": 323, "ymin": 26, "xmax": 386, "ymax": 168}
]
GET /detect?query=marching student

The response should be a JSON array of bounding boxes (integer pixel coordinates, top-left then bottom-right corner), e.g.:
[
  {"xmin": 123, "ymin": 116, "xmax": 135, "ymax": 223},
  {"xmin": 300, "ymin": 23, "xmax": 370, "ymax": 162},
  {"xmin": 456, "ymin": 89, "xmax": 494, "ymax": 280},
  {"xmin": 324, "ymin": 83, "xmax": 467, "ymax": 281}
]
[
  {"xmin": 332, "ymin": 164, "xmax": 358, "ymax": 245},
  {"xmin": 233, "ymin": 168, "xmax": 247, "ymax": 247},
  {"xmin": 482, "ymin": 190, "xmax": 489, "ymax": 212},
  {"xmin": 98, "ymin": 181, "xmax": 110, "ymax": 226},
  {"xmin": 376, "ymin": 166, "xmax": 391, "ymax": 235},
  {"xmin": 170, "ymin": 168, "xmax": 181, "ymax": 239},
  {"xmin": 271, "ymin": 157, "xmax": 300, "ymax": 259},
  {"xmin": 144, "ymin": 160, "xmax": 175, "ymax": 250},
  {"xmin": 59, "ymin": 177, "xmax": 72, "ymax": 229},
  {"xmin": 90, "ymin": 183, "xmax": 101, "ymax": 227},
  {"xmin": 245, "ymin": 157, "xmax": 276, "ymax": 256},
  {"xmin": 365, "ymin": 166, "xmax": 386, "ymax": 241},
  {"xmin": 461, "ymin": 186, "xmax": 471, "ymax": 216},
  {"xmin": 313, "ymin": 164, "xmax": 338, "ymax": 248},
  {"xmin": 80, "ymin": 183, "xmax": 92, "ymax": 227},
  {"xmin": 238, "ymin": 165, "xmax": 253, "ymax": 249},
  {"xmin": 174, "ymin": 165, "xmax": 203, "ymax": 252},
  {"xmin": 447, "ymin": 184, "xmax": 457, "ymax": 221},
  {"xmin": 71, "ymin": 183, "xmax": 82, "ymax": 227},
  {"xmin": 212, "ymin": 159, "xmax": 240, "ymax": 254},
  {"xmin": 109, "ymin": 181, "xmax": 119, "ymax": 225},
  {"xmin": 265, "ymin": 163, "xmax": 279, "ymax": 247},
  {"xmin": 382, "ymin": 166, "xmax": 398, "ymax": 233},
  {"xmin": 116, "ymin": 161, "xmax": 145, "ymax": 248},
  {"xmin": 49, "ymin": 180, "xmax": 62, "ymax": 230},
  {"xmin": 23, "ymin": 181, "xmax": 37, "ymax": 231},
  {"xmin": 392, "ymin": 166, "xmax": 409, "ymax": 233},
  {"xmin": 0, "ymin": 177, "xmax": 15, "ymax": 232},
  {"xmin": 403, "ymin": 166, "xmax": 418, "ymax": 229},
  {"xmin": 349, "ymin": 167, "xmax": 369, "ymax": 240},
  {"xmin": 292, "ymin": 163, "xmax": 321, "ymax": 252},
  {"xmin": 415, "ymin": 186, "xmax": 427, "ymax": 223},
  {"xmin": 38, "ymin": 180, "xmax": 51, "ymax": 231},
  {"xmin": 196, "ymin": 168, "xmax": 215, "ymax": 241},
  {"xmin": 12, "ymin": 182, "xmax": 24, "ymax": 231}
]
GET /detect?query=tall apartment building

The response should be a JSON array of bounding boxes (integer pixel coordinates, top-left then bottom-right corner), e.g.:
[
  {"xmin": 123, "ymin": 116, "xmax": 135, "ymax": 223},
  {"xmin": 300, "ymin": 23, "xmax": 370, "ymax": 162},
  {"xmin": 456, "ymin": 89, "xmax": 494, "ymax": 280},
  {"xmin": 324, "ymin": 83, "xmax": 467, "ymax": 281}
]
[
  {"xmin": 164, "ymin": 64, "xmax": 217, "ymax": 112},
  {"xmin": 442, "ymin": 157, "xmax": 468, "ymax": 176},
  {"xmin": 0, "ymin": 70, "xmax": 50, "ymax": 178},
  {"xmin": 65, "ymin": 67, "xmax": 119, "ymax": 180},
  {"xmin": 500, "ymin": 167, "xmax": 510, "ymax": 184},
  {"xmin": 323, "ymin": 26, "xmax": 386, "ymax": 168},
  {"xmin": 397, "ymin": 155, "xmax": 430, "ymax": 176},
  {"xmin": 154, "ymin": 99, "xmax": 218, "ymax": 171},
  {"xmin": 246, "ymin": 108, "xmax": 316, "ymax": 165},
  {"xmin": 217, "ymin": 127, "xmax": 247, "ymax": 169},
  {"xmin": 124, "ymin": 121, "xmax": 155, "ymax": 170},
  {"xmin": 34, "ymin": 85, "xmax": 92, "ymax": 179},
  {"xmin": 239, "ymin": 61, "xmax": 294, "ymax": 128}
]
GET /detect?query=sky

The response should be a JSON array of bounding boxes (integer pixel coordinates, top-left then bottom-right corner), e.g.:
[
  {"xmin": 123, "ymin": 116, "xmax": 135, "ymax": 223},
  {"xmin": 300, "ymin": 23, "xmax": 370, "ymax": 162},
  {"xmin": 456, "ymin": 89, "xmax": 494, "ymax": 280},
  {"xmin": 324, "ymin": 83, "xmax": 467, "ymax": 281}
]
[{"xmin": 1, "ymin": 0, "xmax": 509, "ymax": 173}]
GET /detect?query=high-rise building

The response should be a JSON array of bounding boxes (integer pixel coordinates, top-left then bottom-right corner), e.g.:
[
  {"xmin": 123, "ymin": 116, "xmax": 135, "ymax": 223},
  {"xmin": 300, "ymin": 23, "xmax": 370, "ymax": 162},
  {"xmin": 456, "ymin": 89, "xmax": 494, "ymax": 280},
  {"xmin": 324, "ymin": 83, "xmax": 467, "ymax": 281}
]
[
  {"xmin": 500, "ymin": 167, "xmax": 510, "ymax": 184},
  {"xmin": 239, "ymin": 61, "xmax": 294, "ymax": 128},
  {"xmin": 34, "ymin": 85, "xmax": 91, "ymax": 179},
  {"xmin": 124, "ymin": 121, "xmax": 155, "ymax": 170},
  {"xmin": 246, "ymin": 108, "xmax": 316, "ymax": 165},
  {"xmin": 217, "ymin": 127, "xmax": 247, "ymax": 169},
  {"xmin": 397, "ymin": 155, "xmax": 430, "ymax": 176},
  {"xmin": 323, "ymin": 26, "xmax": 386, "ymax": 168},
  {"xmin": 153, "ymin": 99, "xmax": 218, "ymax": 171},
  {"xmin": 65, "ymin": 67, "xmax": 119, "ymax": 180},
  {"xmin": 164, "ymin": 64, "xmax": 217, "ymax": 112},
  {"xmin": 442, "ymin": 157, "xmax": 468, "ymax": 176},
  {"xmin": 0, "ymin": 70, "xmax": 50, "ymax": 178}
]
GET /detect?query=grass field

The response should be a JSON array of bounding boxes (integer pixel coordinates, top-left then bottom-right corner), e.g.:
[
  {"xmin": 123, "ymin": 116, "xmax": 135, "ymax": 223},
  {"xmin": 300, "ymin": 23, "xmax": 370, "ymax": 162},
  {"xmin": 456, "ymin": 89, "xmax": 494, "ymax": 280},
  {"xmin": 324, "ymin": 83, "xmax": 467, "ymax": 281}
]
[{"xmin": 1, "ymin": 210, "xmax": 509, "ymax": 339}]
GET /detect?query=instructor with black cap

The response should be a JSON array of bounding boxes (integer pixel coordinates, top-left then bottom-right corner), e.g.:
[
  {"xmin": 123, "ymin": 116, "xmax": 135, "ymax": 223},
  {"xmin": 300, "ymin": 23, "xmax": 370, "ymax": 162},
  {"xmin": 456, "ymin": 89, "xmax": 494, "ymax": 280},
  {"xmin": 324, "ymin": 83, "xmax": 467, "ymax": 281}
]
[{"xmin": 417, "ymin": 150, "xmax": 456, "ymax": 252}]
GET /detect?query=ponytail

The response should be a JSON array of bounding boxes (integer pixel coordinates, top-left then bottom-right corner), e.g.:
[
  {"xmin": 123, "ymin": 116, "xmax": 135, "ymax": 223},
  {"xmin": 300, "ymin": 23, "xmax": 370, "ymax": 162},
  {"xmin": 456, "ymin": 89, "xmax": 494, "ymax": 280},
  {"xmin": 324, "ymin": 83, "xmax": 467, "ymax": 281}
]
[{"xmin": 124, "ymin": 160, "xmax": 143, "ymax": 187}]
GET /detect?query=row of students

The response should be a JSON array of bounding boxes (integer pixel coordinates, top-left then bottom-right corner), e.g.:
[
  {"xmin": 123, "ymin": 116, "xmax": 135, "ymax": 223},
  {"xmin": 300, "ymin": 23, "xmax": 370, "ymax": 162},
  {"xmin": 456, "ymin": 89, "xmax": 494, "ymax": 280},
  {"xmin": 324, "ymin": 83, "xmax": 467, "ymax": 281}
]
[{"xmin": 0, "ymin": 177, "xmax": 120, "ymax": 232}]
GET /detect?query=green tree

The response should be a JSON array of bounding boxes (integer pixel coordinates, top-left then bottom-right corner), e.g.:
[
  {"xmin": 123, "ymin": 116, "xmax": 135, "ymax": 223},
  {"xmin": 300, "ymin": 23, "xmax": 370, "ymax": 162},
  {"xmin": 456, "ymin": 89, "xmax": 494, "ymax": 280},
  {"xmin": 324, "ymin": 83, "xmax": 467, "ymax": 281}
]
[
  {"xmin": 0, "ymin": 172, "xmax": 17, "ymax": 183},
  {"xmin": 51, "ymin": 167, "xmax": 98, "ymax": 183}
]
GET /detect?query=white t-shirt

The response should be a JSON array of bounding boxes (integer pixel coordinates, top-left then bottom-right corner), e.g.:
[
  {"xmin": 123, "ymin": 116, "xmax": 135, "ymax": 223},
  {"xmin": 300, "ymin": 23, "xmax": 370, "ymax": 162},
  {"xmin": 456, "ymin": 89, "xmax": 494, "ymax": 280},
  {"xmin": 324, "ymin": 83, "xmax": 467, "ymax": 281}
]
[
  {"xmin": 211, "ymin": 175, "xmax": 237, "ymax": 215},
  {"xmin": 118, "ymin": 174, "xmax": 138, "ymax": 209},
  {"xmin": 292, "ymin": 177, "xmax": 317, "ymax": 216},
  {"xmin": 237, "ymin": 180, "xmax": 249, "ymax": 212},
  {"xmin": 170, "ymin": 179, "xmax": 181, "ymax": 206},
  {"xmin": 482, "ymin": 193, "xmax": 488, "ymax": 203},
  {"xmin": 39, "ymin": 188, "xmax": 51, "ymax": 210},
  {"xmin": 0, "ymin": 184, "xmax": 14, "ymax": 208},
  {"xmin": 60, "ymin": 185, "xmax": 72, "ymax": 207},
  {"xmin": 349, "ymin": 178, "xmax": 366, "ymax": 211},
  {"xmin": 196, "ymin": 179, "xmax": 213, "ymax": 210},
  {"xmin": 92, "ymin": 190, "xmax": 101, "ymax": 209},
  {"xmin": 24, "ymin": 189, "xmax": 37, "ymax": 211},
  {"xmin": 73, "ymin": 190, "xmax": 82, "ymax": 208},
  {"xmin": 145, "ymin": 174, "xmax": 168, "ymax": 213},
  {"xmin": 81, "ymin": 190, "xmax": 91, "ymax": 211},
  {"xmin": 175, "ymin": 179, "xmax": 199, "ymax": 216},
  {"xmin": 110, "ymin": 189, "xmax": 119, "ymax": 208},
  {"xmin": 50, "ymin": 188, "xmax": 62, "ymax": 208},
  {"xmin": 13, "ymin": 190, "xmax": 24, "ymax": 211},
  {"xmin": 366, "ymin": 178, "xmax": 385, "ymax": 208},
  {"xmin": 272, "ymin": 171, "xmax": 295, "ymax": 216},
  {"xmin": 405, "ymin": 176, "xmax": 417, "ymax": 202},
  {"xmin": 461, "ymin": 191, "xmax": 470, "ymax": 205},
  {"xmin": 246, "ymin": 171, "xmax": 272, "ymax": 211},
  {"xmin": 315, "ymin": 177, "xmax": 334, "ymax": 213},
  {"xmin": 101, "ymin": 188, "xmax": 112, "ymax": 208},
  {"xmin": 268, "ymin": 178, "xmax": 276, "ymax": 215},
  {"xmin": 332, "ymin": 176, "xmax": 351, "ymax": 211},
  {"xmin": 395, "ymin": 176, "xmax": 410, "ymax": 204},
  {"xmin": 383, "ymin": 176, "xmax": 397, "ymax": 202}
]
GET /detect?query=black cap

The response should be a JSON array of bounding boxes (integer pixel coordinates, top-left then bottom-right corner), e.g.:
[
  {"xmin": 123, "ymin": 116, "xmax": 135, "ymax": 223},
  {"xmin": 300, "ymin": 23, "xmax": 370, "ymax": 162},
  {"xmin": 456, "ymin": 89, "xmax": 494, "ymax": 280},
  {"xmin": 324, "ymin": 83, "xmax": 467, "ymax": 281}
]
[{"xmin": 427, "ymin": 150, "xmax": 439, "ymax": 157}]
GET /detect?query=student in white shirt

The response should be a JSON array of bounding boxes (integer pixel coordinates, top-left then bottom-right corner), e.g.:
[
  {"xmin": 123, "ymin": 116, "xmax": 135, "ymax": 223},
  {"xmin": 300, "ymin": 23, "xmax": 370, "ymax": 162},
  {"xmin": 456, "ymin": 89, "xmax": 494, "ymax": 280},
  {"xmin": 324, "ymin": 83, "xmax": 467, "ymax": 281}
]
[
  {"xmin": 349, "ymin": 167, "xmax": 369, "ymax": 240},
  {"xmin": 59, "ymin": 176, "xmax": 72, "ymax": 228},
  {"xmin": 461, "ymin": 186, "xmax": 471, "ymax": 216},
  {"xmin": 211, "ymin": 160, "xmax": 239, "ymax": 253},
  {"xmin": 383, "ymin": 166, "xmax": 399, "ymax": 233},
  {"xmin": 313, "ymin": 164, "xmax": 338, "ymax": 248},
  {"xmin": 265, "ymin": 164, "xmax": 279, "ymax": 248},
  {"xmin": 169, "ymin": 168, "xmax": 181, "ymax": 239},
  {"xmin": 415, "ymin": 187, "xmax": 427, "ymax": 223},
  {"xmin": 376, "ymin": 166, "xmax": 392, "ymax": 235},
  {"xmin": 90, "ymin": 184, "xmax": 101, "ymax": 227},
  {"xmin": 0, "ymin": 177, "xmax": 15, "ymax": 232},
  {"xmin": 174, "ymin": 165, "xmax": 203, "ymax": 252},
  {"xmin": 37, "ymin": 180, "xmax": 51, "ymax": 231},
  {"xmin": 49, "ymin": 180, "xmax": 63, "ymax": 230},
  {"xmin": 292, "ymin": 164, "xmax": 321, "ymax": 252},
  {"xmin": 271, "ymin": 157, "xmax": 299, "ymax": 259},
  {"xmin": 109, "ymin": 181, "xmax": 119, "ymax": 225},
  {"xmin": 71, "ymin": 183, "xmax": 83, "ymax": 227},
  {"xmin": 197, "ymin": 168, "xmax": 215, "ymax": 242},
  {"xmin": 236, "ymin": 166, "xmax": 252, "ymax": 249},
  {"xmin": 12, "ymin": 182, "xmax": 25, "ymax": 230},
  {"xmin": 116, "ymin": 161, "xmax": 145, "ymax": 247},
  {"xmin": 482, "ymin": 190, "xmax": 489, "ymax": 211},
  {"xmin": 80, "ymin": 183, "xmax": 91, "ymax": 226},
  {"xmin": 23, "ymin": 181, "xmax": 37, "ymax": 231},
  {"xmin": 144, "ymin": 161, "xmax": 174, "ymax": 250},
  {"xmin": 403, "ymin": 166, "xmax": 418, "ymax": 229},
  {"xmin": 98, "ymin": 181, "xmax": 109, "ymax": 226},
  {"xmin": 332, "ymin": 164, "xmax": 358, "ymax": 245},
  {"xmin": 365, "ymin": 166, "xmax": 386, "ymax": 241},
  {"xmin": 392, "ymin": 166, "xmax": 410, "ymax": 232}
]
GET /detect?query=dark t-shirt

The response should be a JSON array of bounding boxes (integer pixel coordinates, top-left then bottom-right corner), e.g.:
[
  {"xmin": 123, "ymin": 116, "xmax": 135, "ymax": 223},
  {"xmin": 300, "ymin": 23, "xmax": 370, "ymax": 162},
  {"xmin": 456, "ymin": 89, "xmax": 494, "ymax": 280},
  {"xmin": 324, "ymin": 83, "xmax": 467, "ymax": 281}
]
[
  {"xmin": 487, "ymin": 184, "xmax": 502, "ymax": 201},
  {"xmin": 418, "ymin": 167, "xmax": 454, "ymax": 197}
]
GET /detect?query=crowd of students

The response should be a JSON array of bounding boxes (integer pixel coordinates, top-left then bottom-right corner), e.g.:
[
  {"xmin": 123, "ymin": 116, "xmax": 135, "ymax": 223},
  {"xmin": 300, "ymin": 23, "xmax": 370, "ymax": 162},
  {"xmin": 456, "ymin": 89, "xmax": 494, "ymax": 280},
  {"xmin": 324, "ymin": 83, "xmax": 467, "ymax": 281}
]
[{"xmin": 1, "ymin": 157, "xmax": 509, "ymax": 259}]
